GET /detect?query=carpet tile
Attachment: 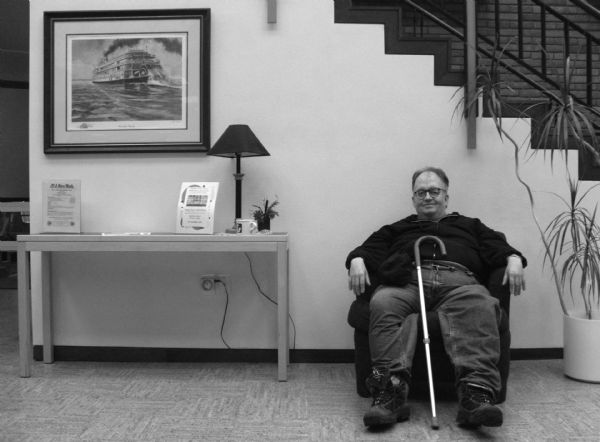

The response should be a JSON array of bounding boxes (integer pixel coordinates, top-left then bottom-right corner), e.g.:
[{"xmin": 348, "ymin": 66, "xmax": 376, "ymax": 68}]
[{"xmin": 1, "ymin": 289, "xmax": 600, "ymax": 441}]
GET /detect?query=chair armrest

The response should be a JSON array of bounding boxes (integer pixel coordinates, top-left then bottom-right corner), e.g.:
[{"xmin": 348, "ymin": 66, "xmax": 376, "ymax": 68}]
[
  {"xmin": 347, "ymin": 297, "xmax": 370, "ymax": 331},
  {"xmin": 486, "ymin": 266, "xmax": 511, "ymax": 317}
]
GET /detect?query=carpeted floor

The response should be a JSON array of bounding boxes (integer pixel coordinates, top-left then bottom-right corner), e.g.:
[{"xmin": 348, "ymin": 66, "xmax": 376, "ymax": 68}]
[{"xmin": 1, "ymin": 288, "xmax": 599, "ymax": 441}]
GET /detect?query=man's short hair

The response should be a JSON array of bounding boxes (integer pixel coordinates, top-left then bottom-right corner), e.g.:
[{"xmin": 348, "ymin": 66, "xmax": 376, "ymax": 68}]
[{"xmin": 411, "ymin": 167, "xmax": 450, "ymax": 189}]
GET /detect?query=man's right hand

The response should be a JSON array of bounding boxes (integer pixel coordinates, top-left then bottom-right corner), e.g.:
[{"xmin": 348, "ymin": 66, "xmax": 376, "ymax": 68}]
[{"xmin": 348, "ymin": 257, "xmax": 371, "ymax": 296}]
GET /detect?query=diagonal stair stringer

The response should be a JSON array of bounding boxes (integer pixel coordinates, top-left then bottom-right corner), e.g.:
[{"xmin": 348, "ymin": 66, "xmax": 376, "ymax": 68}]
[{"xmin": 334, "ymin": 0, "xmax": 464, "ymax": 86}]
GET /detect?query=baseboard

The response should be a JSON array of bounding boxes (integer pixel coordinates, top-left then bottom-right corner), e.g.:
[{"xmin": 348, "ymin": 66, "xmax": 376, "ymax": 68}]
[
  {"xmin": 0, "ymin": 79, "xmax": 28, "ymax": 89},
  {"xmin": 510, "ymin": 347, "xmax": 563, "ymax": 360},
  {"xmin": 33, "ymin": 346, "xmax": 563, "ymax": 363}
]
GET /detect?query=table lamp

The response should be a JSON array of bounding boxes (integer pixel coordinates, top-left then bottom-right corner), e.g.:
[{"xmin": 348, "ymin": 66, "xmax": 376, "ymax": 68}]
[{"xmin": 207, "ymin": 125, "xmax": 270, "ymax": 228}]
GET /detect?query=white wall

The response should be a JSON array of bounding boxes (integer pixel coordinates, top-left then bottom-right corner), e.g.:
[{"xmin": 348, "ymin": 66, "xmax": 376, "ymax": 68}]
[{"xmin": 29, "ymin": 0, "xmax": 595, "ymax": 351}]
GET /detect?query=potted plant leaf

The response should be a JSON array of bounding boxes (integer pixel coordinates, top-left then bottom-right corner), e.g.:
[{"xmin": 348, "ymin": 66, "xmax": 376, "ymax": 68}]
[
  {"xmin": 458, "ymin": 48, "xmax": 600, "ymax": 381},
  {"xmin": 251, "ymin": 197, "xmax": 279, "ymax": 232}
]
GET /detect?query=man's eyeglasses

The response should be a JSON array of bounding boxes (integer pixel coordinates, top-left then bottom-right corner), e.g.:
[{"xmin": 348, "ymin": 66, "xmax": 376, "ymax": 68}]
[{"xmin": 413, "ymin": 187, "xmax": 446, "ymax": 199}]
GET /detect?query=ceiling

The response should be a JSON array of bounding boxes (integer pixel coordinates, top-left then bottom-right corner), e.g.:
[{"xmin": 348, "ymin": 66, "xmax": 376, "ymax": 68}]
[{"xmin": 0, "ymin": 0, "xmax": 29, "ymax": 53}]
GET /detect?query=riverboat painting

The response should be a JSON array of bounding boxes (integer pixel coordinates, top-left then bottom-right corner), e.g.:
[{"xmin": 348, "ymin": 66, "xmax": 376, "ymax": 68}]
[
  {"xmin": 44, "ymin": 9, "xmax": 210, "ymax": 153},
  {"xmin": 69, "ymin": 36, "xmax": 186, "ymax": 128}
]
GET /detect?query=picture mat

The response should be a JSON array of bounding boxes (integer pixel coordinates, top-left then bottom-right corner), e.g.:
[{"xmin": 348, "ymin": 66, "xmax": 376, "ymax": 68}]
[{"xmin": 51, "ymin": 17, "xmax": 203, "ymax": 146}]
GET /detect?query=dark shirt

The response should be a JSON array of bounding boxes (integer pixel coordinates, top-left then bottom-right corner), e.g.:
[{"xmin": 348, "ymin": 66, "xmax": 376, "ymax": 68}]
[{"xmin": 345, "ymin": 212, "xmax": 527, "ymax": 284}]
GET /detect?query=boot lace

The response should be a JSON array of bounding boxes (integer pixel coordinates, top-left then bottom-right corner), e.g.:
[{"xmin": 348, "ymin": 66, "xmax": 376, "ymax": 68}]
[
  {"xmin": 372, "ymin": 388, "xmax": 394, "ymax": 406},
  {"xmin": 467, "ymin": 389, "xmax": 493, "ymax": 405},
  {"xmin": 369, "ymin": 369, "xmax": 391, "ymax": 406},
  {"xmin": 371, "ymin": 368, "xmax": 385, "ymax": 381}
]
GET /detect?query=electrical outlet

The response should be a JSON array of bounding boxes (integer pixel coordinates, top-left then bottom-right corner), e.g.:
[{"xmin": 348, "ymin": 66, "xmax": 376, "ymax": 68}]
[{"xmin": 200, "ymin": 274, "xmax": 229, "ymax": 292}]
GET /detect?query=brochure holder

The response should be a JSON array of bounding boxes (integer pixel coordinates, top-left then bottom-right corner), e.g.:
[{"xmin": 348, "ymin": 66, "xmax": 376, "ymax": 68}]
[{"xmin": 176, "ymin": 182, "xmax": 219, "ymax": 234}]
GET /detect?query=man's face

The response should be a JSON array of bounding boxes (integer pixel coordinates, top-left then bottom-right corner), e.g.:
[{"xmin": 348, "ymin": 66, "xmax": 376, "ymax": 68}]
[{"xmin": 412, "ymin": 172, "xmax": 449, "ymax": 221}]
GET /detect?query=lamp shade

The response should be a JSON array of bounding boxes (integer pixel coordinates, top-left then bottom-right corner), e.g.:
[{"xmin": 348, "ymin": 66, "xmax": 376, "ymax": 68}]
[{"xmin": 207, "ymin": 125, "xmax": 270, "ymax": 157}]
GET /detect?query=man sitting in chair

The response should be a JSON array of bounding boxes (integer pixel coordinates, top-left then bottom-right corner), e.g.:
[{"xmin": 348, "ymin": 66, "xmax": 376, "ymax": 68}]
[{"xmin": 346, "ymin": 166, "xmax": 526, "ymax": 428}]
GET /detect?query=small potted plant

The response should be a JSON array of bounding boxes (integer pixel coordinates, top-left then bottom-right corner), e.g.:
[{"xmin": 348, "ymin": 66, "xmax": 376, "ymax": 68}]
[{"xmin": 251, "ymin": 197, "xmax": 279, "ymax": 232}]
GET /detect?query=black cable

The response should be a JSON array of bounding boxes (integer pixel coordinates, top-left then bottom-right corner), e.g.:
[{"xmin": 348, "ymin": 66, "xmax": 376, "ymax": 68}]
[
  {"xmin": 215, "ymin": 280, "xmax": 231, "ymax": 349},
  {"xmin": 244, "ymin": 252, "xmax": 297, "ymax": 350}
]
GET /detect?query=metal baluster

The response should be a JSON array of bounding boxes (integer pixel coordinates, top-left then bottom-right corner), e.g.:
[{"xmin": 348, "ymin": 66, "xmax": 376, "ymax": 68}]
[
  {"xmin": 586, "ymin": 36, "xmax": 593, "ymax": 105},
  {"xmin": 518, "ymin": 0, "xmax": 523, "ymax": 59},
  {"xmin": 541, "ymin": 5, "xmax": 547, "ymax": 77},
  {"xmin": 564, "ymin": 21, "xmax": 570, "ymax": 60}
]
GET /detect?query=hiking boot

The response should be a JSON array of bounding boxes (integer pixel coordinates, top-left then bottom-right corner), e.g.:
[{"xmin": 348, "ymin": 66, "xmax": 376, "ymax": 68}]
[
  {"xmin": 363, "ymin": 368, "xmax": 410, "ymax": 427},
  {"xmin": 456, "ymin": 383, "xmax": 503, "ymax": 428}
]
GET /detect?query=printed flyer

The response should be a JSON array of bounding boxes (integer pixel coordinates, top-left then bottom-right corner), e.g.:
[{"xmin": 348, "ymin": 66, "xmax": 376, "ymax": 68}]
[
  {"xmin": 176, "ymin": 182, "xmax": 219, "ymax": 234},
  {"xmin": 42, "ymin": 180, "xmax": 81, "ymax": 233}
]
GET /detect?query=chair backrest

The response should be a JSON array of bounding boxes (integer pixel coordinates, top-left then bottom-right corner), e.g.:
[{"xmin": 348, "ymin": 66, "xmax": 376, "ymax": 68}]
[
  {"xmin": 0, "ymin": 200, "xmax": 30, "ymax": 240},
  {"xmin": 350, "ymin": 230, "xmax": 515, "ymax": 315}
]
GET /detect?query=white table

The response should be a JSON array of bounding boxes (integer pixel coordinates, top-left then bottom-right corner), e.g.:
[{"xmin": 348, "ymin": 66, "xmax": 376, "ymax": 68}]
[{"xmin": 16, "ymin": 233, "xmax": 289, "ymax": 380}]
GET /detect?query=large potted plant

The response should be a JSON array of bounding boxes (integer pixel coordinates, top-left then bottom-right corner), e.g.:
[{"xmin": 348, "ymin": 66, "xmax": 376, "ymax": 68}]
[
  {"xmin": 460, "ymin": 50, "xmax": 600, "ymax": 381},
  {"xmin": 546, "ymin": 177, "xmax": 600, "ymax": 381}
]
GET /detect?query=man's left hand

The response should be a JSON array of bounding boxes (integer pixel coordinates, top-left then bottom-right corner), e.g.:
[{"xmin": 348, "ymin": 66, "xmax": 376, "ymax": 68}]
[{"xmin": 502, "ymin": 255, "xmax": 526, "ymax": 296}]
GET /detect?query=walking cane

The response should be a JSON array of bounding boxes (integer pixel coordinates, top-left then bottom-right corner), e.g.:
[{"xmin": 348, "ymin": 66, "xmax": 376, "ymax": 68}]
[{"xmin": 414, "ymin": 235, "xmax": 447, "ymax": 430}]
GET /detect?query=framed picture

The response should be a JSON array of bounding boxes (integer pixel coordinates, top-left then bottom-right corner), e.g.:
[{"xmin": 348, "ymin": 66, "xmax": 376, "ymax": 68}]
[{"xmin": 44, "ymin": 9, "xmax": 210, "ymax": 154}]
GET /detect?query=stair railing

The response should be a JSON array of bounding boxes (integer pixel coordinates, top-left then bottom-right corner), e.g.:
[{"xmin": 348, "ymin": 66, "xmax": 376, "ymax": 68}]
[
  {"xmin": 569, "ymin": 0, "xmax": 600, "ymax": 20},
  {"xmin": 524, "ymin": 0, "xmax": 600, "ymax": 106},
  {"xmin": 402, "ymin": 0, "xmax": 600, "ymax": 120}
]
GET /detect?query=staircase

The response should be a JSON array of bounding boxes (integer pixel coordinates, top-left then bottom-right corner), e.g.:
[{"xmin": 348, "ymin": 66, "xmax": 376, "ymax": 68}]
[{"xmin": 334, "ymin": 0, "xmax": 600, "ymax": 180}]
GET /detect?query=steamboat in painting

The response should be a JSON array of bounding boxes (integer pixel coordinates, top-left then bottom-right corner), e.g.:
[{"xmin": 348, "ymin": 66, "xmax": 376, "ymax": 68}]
[{"xmin": 92, "ymin": 49, "xmax": 162, "ymax": 84}]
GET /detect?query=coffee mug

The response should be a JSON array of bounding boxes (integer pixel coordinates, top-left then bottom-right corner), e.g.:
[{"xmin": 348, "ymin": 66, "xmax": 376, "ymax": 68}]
[{"xmin": 235, "ymin": 219, "xmax": 258, "ymax": 234}]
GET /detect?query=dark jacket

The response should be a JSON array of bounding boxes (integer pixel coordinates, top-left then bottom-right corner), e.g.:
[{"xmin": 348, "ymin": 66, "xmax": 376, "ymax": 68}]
[{"xmin": 345, "ymin": 212, "xmax": 527, "ymax": 290}]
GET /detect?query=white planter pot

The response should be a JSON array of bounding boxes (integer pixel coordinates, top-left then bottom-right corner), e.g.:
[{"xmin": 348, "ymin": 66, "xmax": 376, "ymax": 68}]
[{"xmin": 563, "ymin": 313, "xmax": 600, "ymax": 383}]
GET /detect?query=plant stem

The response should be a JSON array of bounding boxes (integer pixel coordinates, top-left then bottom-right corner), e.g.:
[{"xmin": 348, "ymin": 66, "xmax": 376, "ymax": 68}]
[{"xmin": 489, "ymin": 102, "xmax": 568, "ymax": 315}]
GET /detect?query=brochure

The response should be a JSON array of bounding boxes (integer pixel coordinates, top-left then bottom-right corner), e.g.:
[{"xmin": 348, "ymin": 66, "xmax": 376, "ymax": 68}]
[
  {"xmin": 176, "ymin": 182, "xmax": 219, "ymax": 234},
  {"xmin": 42, "ymin": 180, "xmax": 81, "ymax": 233}
]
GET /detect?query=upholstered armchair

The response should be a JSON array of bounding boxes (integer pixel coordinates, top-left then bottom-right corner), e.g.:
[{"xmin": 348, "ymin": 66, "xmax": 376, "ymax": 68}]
[{"xmin": 347, "ymin": 265, "xmax": 511, "ymax": 403}]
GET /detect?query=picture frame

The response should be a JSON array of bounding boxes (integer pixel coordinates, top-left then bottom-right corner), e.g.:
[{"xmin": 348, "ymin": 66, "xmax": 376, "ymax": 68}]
[{"xmin": 44, "ymin": 9, "xmax": 210, "ymax": 154}]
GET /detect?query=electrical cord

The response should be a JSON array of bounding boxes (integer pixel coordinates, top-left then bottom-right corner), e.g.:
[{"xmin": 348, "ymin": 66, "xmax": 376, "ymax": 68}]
[
  {"xmin": 212, "ymin": 255, "xmax": 297, "ymax": 350},
  {"xmin": 244, "ymin": 252, "xmax": 297, "ymax": 350},
  {"xmin": 215, "ymin": 280, "xmax": 231, "ymax": 349}
]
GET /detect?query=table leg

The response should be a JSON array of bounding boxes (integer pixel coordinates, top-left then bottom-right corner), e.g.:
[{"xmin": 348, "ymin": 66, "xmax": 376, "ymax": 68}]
[
  {"xmin": 17, "ymin": 246, "xmax": 31, "ymax": 377},
  {"xmin": 41, "ymin": 252, "xmax": 54, "ymax": 363},
  {"xmin": 277, "ymin": 243, "xmax": 289, "ymax": 381}
]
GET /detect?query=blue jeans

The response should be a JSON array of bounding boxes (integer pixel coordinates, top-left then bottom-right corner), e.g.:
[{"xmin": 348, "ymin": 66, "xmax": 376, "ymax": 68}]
[{"xmin": 369, "ymin": 265, "xmax": 502, "ymax": 397}]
